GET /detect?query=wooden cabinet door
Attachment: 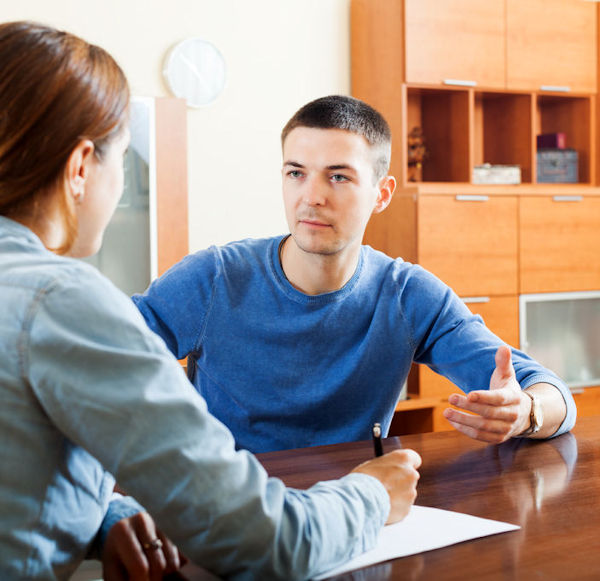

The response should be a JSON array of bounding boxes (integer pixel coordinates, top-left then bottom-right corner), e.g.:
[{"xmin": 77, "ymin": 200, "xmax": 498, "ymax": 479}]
[
  {"xmin": 404, "ymin": 0, "xmax": 505, "ymax": 88},
  {"xmin": 462, "ymin": 295, "xmax": 520, "ymax": 347},
  {"xmin": 506, "ymin": 0, "xmax": 597, "ymax": 92},
  {"xmin": 417, "ymin": 195, "xmax": 518, "ymax": 296},
  {"xmin": 418, "ymin": 296, "xmax": 520, "ymax": 400},
  {"xmin": 573, "ymin": 387, "xmax": 600, "ymax": 418},
  {"xmin": 519, "ymin": 195, "xmax": 600, "ymax": 293}
]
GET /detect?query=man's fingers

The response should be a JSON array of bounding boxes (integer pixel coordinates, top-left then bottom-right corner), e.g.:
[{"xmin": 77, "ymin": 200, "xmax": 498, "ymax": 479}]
[
  {"xmin": 444, "ymin": 412, "xmax": 512, "ymax": 444},
  {"xmin": 450, "ymin": 389, "xmax": 521, "ymax": 412},
  {"xmin": 444, "ymin": 408, "xmax": 513, "ymax": 433},
  {"xmin": 493, "ymin": 345, "xmax": 515, "ymax": 384},
  {"xmin": 445, "ymin": 418, "xmax": 508, "ymax": 444}
]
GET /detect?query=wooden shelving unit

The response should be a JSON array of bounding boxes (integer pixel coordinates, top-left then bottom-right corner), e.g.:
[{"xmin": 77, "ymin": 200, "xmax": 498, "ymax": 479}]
[
  {"xmin": 402, "ymin": 85, "xmax": 594, "ymax": 187},
  {"xmin": 351, "ymin": 0, "xmax": 600, "ymax": 433}
]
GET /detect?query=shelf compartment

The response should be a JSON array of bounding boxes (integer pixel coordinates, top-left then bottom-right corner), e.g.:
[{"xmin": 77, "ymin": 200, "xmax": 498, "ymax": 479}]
[
  {"xmin": 535, "ymin": 94, "xmax": 594, "ymax": 184},
  {"xmin": 406, "ymin": 87, "xmax": 470, "ymax": 183},
  {"xmin": 474, "ymin": 91, "xmax": 533, "ymax": 183}
]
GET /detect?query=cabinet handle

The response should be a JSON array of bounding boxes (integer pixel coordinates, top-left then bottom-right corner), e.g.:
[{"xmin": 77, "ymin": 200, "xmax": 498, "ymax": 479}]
[
  {"xmin": 455, "ymin": 195, "xmax": 489, "ymax": 202},
  {"xmin": 540, "ymin": 85, "xmax": 571, "ymax": 93},
  {"xmin": 552, "ymin": 195, "xmax": 583, "ymax": 202},
  {"xmin": 461, "ymin": 297, "xmax": 490, "ymax": 304},
  {"xmin": 443, "ymin": 79, "xmax": 476, "ymax": 87}
]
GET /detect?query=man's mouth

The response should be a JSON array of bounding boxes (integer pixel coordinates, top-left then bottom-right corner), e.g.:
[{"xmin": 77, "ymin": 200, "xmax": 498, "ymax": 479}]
[{"xmin": 299, "ymin": 218, "xmax": 331, "ymax": 228}]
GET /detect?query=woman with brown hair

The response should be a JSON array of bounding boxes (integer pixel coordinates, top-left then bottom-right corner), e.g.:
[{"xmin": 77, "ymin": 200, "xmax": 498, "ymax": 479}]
[
  {"xmin": 0, "ymin": 21, "xmax": 182, "ymax": 579},
  {"xmin": 0, "ymin": 21, "xmax": 421, "ymax": 581}
]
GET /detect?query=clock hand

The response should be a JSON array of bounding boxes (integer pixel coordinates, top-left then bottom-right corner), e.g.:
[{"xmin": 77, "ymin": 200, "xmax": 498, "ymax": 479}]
[
  {"xmin": 180, "ymin": 53, "xmax": 203, "ymax": 81},
  {"xmin": 179, "ymin": 53, "xmax": 212, "ymax": 94}
]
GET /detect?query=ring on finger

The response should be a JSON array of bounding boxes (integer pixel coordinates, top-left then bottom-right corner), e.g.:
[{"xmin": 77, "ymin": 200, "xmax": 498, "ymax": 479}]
[{"xmin": 142, "ymin": 538, "xmax": 163, "ymax": 551}]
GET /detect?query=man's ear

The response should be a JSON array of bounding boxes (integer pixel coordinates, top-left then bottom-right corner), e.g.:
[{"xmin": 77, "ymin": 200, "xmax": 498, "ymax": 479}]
[
  {"xmin": 64, "ymin": 140, "xmax": 95, "ymax": 203},
  {"xmin": 373, "ymin": 175, "xmax": 396, "ymax": 214}
]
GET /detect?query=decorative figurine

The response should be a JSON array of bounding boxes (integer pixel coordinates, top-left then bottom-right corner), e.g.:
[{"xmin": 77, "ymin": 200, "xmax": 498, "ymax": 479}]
[{"xmin": 407, "ymin": 126, "xmax": 427, "ymax": 182}]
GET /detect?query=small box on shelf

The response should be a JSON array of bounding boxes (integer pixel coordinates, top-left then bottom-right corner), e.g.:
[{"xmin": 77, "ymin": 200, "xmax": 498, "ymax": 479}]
[
  {"xmin": 537, "ymin": 149, "xmax": 578, "ymax": 183},
  {"xmin": 472, "ymin": 163, "xmax": 521, "ymax": 185}
]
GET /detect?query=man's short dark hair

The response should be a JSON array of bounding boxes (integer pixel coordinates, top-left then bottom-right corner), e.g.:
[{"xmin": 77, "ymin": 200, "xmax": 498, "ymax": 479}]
[{"xmin": 281, "ymin": 95, "xmax": 392, "ymax": 182}]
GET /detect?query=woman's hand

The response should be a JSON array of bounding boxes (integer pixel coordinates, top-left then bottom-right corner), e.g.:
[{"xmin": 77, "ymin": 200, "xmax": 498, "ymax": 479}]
[{"xmin": 102, "ymin": 511, "xmax": 184, "ymax": 580}]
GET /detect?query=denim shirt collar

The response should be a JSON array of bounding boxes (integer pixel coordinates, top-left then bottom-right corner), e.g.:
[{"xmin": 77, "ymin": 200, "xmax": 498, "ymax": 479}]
[{"xmin": 0, "ymin": 215, "xmax": 47, "ymax": 251}]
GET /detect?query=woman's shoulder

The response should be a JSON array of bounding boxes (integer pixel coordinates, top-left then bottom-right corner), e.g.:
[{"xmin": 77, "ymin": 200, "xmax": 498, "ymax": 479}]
[{"xmin": 35, "ymin": 256, "xmax": 141, "ymax": 327}]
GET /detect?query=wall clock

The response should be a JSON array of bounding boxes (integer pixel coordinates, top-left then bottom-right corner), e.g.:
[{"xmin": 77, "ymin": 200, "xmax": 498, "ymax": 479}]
[{"xmin": 163, "ymin": 38, "xmax": 226, "ymax": 107}]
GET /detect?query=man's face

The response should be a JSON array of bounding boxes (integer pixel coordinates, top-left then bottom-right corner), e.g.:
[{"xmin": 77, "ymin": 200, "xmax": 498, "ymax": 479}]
[{"xmin": 281, "ymin": 127, "xmax": 387, "ymax": 259}]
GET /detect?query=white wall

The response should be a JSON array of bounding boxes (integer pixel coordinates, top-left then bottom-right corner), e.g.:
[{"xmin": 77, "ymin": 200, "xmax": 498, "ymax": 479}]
[{"xmin": 0, "ymin": 0, "xmax": 351, "ymax": 252}]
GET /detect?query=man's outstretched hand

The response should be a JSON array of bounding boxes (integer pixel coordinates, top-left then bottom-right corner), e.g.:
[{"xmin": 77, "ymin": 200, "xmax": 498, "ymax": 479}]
[{"xmin": 443, "ymin": 345, "xmax": 531, "ymax": 444}]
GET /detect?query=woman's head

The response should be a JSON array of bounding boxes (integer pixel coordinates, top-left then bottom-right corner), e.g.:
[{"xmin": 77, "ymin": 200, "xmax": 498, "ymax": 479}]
[{"xmin": 0, "ymin": 21, "xmax": 130, "ymax": 254}]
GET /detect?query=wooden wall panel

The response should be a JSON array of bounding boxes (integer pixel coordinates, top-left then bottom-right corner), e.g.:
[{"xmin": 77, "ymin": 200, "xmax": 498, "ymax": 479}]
[{"xmin": 155, "ymin": 98, "xmax": 189, "ymax": 275}]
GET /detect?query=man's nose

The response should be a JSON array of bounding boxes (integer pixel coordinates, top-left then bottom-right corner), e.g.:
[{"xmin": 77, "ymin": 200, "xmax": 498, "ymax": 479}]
[{"xmin": 302, "ymin": 178, "xmax": 326, "ymax": 206}]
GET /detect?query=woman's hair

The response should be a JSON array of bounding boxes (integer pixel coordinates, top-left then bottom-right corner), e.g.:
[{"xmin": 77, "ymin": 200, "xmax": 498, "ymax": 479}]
[{"xmin": 0, "ymin": 21, "xmax": 130, "ymax": 253}]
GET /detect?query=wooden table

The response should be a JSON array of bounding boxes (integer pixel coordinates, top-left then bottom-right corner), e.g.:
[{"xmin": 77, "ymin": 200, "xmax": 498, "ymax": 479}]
[{"xmin": 177, "ymin": 416, "xmax": 600, "ymax": 580}]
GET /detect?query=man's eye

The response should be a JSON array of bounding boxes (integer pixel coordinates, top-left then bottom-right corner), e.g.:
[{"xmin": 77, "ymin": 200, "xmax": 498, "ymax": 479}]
[
  {"xmin": 288, "ymin": 170, "xmax": 303, "ymax": 178},
  {"xmin": 331, "ymin": 174, "xmax": 349, "ymax": 183}
]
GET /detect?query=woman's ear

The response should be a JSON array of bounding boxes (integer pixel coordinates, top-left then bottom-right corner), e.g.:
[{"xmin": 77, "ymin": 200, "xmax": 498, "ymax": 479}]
[
  {"xmin": 373, "ymin": 175, "xmax": 396, "ymax": 214},
  {"xmin": 64, "ymin": 140, "xmax": 95, "ymax": 203}
]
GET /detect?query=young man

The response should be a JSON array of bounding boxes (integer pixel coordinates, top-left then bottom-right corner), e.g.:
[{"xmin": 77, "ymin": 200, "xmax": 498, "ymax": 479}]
[{"xmin": 133, "ymin": 96, "xmax": 575, "ymax": 454}]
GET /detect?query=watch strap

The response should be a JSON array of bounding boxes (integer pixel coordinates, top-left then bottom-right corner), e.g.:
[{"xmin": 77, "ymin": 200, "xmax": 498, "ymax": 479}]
[{"xmin": 520, "ymin": 390, "xmax": 540, "ymax": 436}]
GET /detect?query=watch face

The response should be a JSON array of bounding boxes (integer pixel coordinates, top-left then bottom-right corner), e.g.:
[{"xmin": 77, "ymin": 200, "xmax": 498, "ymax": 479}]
[
  {"xmin": 533, "ymin": 396, "xmax": 544, "ymax": 430},
  {"xmin": 163, "ymin": 38, "xmax": 226, "ymax": 107}
]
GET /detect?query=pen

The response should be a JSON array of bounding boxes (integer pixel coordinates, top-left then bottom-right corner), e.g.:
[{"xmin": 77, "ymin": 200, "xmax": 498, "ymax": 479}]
[{"xmin": 372, "ymin": 422, "xmax": 383, "ymax": 457}]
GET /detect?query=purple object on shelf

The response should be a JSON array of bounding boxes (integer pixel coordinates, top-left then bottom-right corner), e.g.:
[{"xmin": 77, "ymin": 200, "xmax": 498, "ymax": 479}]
[{"xmin": 537, "ymin": 132, "xmax": 566, "ymax": 149}]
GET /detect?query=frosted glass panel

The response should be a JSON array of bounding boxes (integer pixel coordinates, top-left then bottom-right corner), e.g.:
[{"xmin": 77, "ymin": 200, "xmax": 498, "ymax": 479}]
[
  {"xmin": 84, "ymin": 99, "xmax": 155, "ymax": 295},
  {"xmin": 520, "ymin": 292, "xmax": 600, "ymax": 389}
]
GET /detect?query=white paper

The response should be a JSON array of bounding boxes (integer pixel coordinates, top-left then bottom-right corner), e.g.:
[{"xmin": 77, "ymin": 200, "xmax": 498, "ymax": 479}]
[{"xmin": 314, "ymin": 505, "xmax": 520, "ymax": 580}]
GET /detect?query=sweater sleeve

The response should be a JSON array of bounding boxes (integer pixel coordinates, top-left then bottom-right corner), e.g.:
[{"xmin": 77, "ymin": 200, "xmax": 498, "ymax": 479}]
[
  {"xmin": 403, "ymin": 266, "xmax": 576, "ymax": 437},
  {"xmin": 132, "ymin": 249, "xmax": 219, "ymax": 359}
]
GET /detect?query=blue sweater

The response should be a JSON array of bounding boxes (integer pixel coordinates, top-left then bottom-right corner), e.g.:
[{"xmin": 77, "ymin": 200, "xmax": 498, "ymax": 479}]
[{"xmin": 133, "ymin": 236, "xmax": 576, "ymax": 453}]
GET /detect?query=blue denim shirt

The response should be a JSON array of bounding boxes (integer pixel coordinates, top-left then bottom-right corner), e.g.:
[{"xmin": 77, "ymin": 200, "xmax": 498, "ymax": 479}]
[{"xmin": 0, "ymin": 216, "xmax": 388, "ymax": 580}]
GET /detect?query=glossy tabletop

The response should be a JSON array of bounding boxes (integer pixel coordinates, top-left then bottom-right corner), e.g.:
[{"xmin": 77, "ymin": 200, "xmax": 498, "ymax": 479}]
[{"xmin": 179, "ymin": 416, "xmax": 600, "ymax": 580}]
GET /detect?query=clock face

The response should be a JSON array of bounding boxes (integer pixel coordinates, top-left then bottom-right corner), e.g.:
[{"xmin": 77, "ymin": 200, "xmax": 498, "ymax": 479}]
[{"xmin": 163, "ymin": 38, "xmax": 226, "ymax": 108}]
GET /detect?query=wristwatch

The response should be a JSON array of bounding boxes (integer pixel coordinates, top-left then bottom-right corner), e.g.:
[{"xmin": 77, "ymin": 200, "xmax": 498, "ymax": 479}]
[{"xmin": 521, "ymin": 390, "xmax": 543, "ymax": 436}]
